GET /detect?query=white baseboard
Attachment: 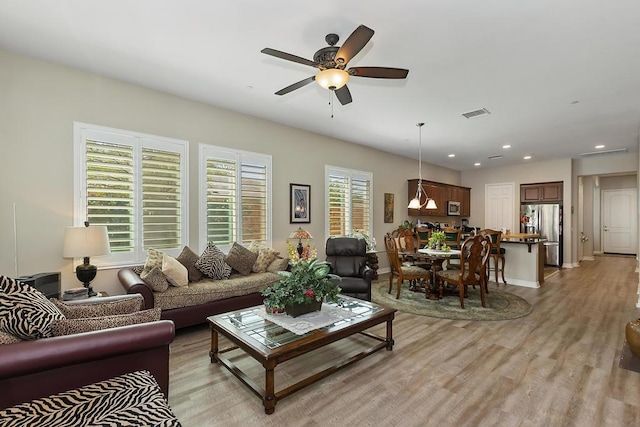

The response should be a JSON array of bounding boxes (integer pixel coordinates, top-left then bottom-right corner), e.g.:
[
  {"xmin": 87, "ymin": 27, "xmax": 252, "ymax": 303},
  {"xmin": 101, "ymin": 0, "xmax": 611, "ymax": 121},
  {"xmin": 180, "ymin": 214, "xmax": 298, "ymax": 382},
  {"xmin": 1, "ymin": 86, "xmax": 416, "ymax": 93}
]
[
  {"xmin": 564, "ymin": 263, "xmax": 577, "ymax": 269},
  {"xmin": 502, "ymin": 278, "xmax": 540, "ymax": 288},
  {"xmin": 377, "ymin": 267, "xmax": 391, "ymax": 275},
  {"xmin": 581, "ymin": 256, "xmax": 595, "ymax": 261},
  {"xmin": 594, "ymin": 251, "xmax": 603, "ymax": 255}
]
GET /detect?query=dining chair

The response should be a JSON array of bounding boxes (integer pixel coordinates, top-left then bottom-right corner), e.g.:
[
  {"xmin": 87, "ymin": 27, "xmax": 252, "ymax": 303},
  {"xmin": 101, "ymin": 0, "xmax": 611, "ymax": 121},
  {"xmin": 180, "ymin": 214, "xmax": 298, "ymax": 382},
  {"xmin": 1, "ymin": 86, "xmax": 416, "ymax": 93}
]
[
  {"xmin": 384, "ymin": 233, "xmax": 431, "ymax": 299},
  {"xmin": 443, "ymin": 228, "xmax": 462, "ymax": 269},
  {"xmin": 414, "ymin": 225, "xmax": 431, "ymax": 250},
  {"xmin": 436, "ymin": 235, "xmax": 491, "ymax": 308},
  {"xmin": 479, "ymin": 229, "xmax": 507, "ymax": 286}
]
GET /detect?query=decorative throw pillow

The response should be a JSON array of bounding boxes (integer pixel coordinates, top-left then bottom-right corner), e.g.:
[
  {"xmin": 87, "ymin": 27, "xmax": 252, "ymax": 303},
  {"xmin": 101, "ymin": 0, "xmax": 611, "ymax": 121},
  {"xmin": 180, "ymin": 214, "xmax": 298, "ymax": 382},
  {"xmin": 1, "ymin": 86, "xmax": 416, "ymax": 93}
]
[
  {"xmin": 195, "ymin": 242, "xmax": 232, "ymax": 279},
  {"xmin": 50, "ymin": 295, "xmax": 144, "ymax": 319},
  {"xmin": 176, "ymin": 246, "xmax": 203, "ymax": 282},
  {"xmin": 162, "ymin": 254, "xmax": 189, "ymax": 287},
  {"xmin": 267, "ymin": 257, "xmax": 290, "ymax": 272},
  {"xmin": 49, "ymin": 308, "xmax": 161, "ymax": 336},
  {"xmin": 248, "ymin": 240, "xmax": 262, "ymax": 254},
  {"xmin": 131, "ymin": 265, "xmax": 145, "ymax": 275},
  {"xmin": 142, "ymin": 248, "xmax": 164, "ymax": 275},
  {"xmin": 140, "ymin": 266, "xmax": 170, "ymax": 292},
  {"xmin": 0, "ymin": 276, "xmax": 65, "ymax": 340},
  {"xmin": 225, "ymin": 242, "xmax": 259, "ymax": 276},
  {"xmin": 253, "ymin": 247, "xmax": 279, "ymax": 273}
]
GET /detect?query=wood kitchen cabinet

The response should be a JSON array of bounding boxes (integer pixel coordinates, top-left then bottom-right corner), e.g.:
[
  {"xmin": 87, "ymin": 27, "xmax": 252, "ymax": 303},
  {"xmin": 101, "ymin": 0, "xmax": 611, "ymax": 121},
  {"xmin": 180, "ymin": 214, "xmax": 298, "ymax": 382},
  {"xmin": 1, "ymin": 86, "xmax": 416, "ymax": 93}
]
[
  {"xmin": 520, "ymin": 182, "xmax": 563, "ymax": 202},
  {"xmin": 408, "ymin": 179, "xmax": 471, "ymax": 217}
]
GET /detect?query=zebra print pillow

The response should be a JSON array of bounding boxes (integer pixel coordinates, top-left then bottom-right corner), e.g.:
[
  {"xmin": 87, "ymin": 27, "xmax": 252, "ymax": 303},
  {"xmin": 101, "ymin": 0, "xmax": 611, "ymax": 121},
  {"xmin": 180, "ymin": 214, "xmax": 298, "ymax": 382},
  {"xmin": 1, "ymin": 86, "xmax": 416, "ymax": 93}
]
[
  {"xmin": 0, "ymin": 276, "xmax": 64, "ymax": 340},
  {"xmin": 195, "ymin": 242, "xmax": 232, "ymax": 279},
  {"xmin": 0, "ymin": 370, "xmax": 181, "ymax": 426}
]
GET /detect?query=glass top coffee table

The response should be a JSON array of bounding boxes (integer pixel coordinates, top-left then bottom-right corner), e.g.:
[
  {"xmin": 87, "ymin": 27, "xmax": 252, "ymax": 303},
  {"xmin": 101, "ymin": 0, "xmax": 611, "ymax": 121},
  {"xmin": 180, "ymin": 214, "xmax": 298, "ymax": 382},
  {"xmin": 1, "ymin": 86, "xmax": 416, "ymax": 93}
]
[{"xmin": 207, "ymin": 295, "xmax": 396, "ymax": 414}]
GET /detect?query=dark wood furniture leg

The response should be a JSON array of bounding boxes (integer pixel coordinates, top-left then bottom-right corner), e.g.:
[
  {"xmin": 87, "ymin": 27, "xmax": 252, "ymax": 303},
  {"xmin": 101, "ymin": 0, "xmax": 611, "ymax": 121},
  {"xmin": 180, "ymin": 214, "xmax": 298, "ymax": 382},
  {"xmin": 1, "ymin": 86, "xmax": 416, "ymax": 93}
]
[{"xmin": 210, "ymin": 326, "xmax": 219, "ymax": 363}]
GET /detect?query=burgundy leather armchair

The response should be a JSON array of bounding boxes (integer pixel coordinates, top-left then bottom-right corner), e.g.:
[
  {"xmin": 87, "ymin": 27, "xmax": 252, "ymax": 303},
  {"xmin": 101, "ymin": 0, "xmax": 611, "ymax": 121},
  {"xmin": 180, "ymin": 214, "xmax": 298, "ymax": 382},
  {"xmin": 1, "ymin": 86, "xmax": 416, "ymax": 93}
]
[
  {"xmin": 0, "ymin": 320, "xmax": 175, "ymax": 409},
  {"xmin": 325, "ymin": 237, "xmax": 374, "ymax": 301}
]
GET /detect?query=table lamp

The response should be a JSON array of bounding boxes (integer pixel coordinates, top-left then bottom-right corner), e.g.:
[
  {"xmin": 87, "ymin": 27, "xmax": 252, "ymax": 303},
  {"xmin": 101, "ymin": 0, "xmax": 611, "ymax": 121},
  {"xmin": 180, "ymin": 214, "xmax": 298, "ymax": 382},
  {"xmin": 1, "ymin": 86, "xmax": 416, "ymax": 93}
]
[
  {"xmin": 63, "ymin": 222, "xmax": 111, "ymax": 297},
  {"xmin": 289, "ymin": 227, "xmax": 313, "ymax": 257}
]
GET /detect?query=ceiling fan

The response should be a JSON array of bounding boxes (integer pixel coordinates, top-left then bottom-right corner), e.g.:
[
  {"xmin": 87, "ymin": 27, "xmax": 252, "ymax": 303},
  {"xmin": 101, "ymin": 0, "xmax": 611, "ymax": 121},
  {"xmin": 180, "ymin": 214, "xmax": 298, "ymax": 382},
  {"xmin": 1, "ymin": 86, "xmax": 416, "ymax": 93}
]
[{"xmin": 261, "ymin": 24, "xmax": 409, "ymax": 105}]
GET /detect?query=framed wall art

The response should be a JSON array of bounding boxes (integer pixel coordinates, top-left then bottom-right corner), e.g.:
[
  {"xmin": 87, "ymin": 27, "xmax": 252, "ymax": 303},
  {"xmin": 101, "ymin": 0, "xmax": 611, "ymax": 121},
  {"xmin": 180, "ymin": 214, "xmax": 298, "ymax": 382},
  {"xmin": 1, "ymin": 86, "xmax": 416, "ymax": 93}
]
[
  {"xmin": 290, "ymin": 183, "xmax": 311, "ymax": 223},
  {"xmin": 384, "ymin": 193, "xmax": 394, "ymax": 223}
]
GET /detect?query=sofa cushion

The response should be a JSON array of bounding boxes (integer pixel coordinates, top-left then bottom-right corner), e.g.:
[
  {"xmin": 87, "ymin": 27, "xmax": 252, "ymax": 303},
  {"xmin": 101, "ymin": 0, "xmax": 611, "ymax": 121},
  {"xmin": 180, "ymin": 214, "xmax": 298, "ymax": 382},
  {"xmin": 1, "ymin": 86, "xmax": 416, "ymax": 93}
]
[
  {"xmin": 142, "ymin": 248, "xmax": 164, "ymax": 275},
  {"xmin": 50, "ymin": 295, "xmax": 144, "ymax": 319},
  {"xmin": 49, "ymin": 308, "xmax": 161, "ymax": 336},
  {"xmin": 153, "ymin": 272, "xmax": 279, "ymax": 311},
  {"xmin": 225, "ymin": 242, "xmax": 258, "ymax": 276},
  {"xmin": 140, "ymin": 266, "xmax": 170, "ymax": 292},
  {"xmin": 176, "ymin": 245, "xmax": 203, "ymax": 282},
  {"xmin": 195, "ymin": 242, "xmax": 232, "ymax": 280},
  {"xmin": 162, "ymin": 254, "xmax": 189, "ymax": 287},
  {"xmin": 0, "ymin": 276, "xmax": 65, "ymax": 340},
  {"xmin": 0, "ymin": 370, "xmax": 180, "ymax": 426}
]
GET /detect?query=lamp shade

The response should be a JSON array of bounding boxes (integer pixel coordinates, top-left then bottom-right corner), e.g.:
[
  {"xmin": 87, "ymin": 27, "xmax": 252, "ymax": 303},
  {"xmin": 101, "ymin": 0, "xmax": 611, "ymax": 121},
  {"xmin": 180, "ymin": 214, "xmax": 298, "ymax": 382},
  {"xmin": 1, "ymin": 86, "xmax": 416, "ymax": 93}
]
[
  {"xmin": 315, "ymin": 69, "xmax": 350, "ymax": 90},
  {"xmin": 63, "ymin": 226, "xmax": 111, "ymax": 258},
  {"xmin": 289, "ymin": 227, "xmax": 313, "ymax": 240}
]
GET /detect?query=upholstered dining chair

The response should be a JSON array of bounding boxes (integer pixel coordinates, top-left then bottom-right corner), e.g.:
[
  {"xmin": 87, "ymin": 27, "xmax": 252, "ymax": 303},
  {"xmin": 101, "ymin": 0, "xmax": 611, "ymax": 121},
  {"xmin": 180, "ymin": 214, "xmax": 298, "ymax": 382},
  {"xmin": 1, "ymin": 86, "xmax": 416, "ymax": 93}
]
[
  {"xmin": 479, "ymin": 229, "xmax": 507, "ymax": 286},
  {"xmin": 436, "ymin": 234, "xmax": 491, "ymax": 308},
  {"xmin": 384, "ymin": 233, "xmax": 431, "ymax": 299},
  {"xmin": 443, "ymin": 228, "xmax": 462, "ymax": 269},
  {"xmin": 414, "ymin": 225, "xmax": 431, "ymax": 250}
]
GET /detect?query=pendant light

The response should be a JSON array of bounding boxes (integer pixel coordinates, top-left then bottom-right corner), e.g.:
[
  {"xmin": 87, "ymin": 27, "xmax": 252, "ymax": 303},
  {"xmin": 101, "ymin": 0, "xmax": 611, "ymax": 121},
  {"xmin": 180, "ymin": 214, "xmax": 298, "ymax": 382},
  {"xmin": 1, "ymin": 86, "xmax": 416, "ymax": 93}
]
[{"xmin": 408, "ymin": 122, "xmax": 437, "ymax": 210}]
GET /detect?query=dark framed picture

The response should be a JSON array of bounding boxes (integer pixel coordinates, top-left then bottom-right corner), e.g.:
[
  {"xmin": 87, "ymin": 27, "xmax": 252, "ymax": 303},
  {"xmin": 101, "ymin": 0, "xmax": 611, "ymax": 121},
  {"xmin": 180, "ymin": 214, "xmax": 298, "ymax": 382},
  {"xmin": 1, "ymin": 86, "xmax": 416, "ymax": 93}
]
[
  {"xmin": 384, "ymin": 193, "xmax": 394, "ymax": 223},
  {"xmin": 290, "ymin": 183, "xmax": 310, "ymax": 223}
]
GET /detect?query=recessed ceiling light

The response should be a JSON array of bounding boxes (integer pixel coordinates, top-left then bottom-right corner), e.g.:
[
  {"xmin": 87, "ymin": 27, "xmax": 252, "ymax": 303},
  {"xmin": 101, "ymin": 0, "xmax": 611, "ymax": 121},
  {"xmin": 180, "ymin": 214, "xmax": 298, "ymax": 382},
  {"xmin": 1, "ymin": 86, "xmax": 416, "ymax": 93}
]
[
  {"xmin": 502, "ymin": 145, "xmax": 511, "ymax": 149},
  {"xmin": 474, "ymin": 162, "xmax": 481, "ymax": 166},
  {"xmin": 523, "ymin": 155, "xmax": 532, "ymax": 160},
  {"xmin": 595, "ymin": 144, "xmax": 605, "ymax": 149},
  {"xmin": 448, "ymin": 154, "xmax": 455, "ymax": 158}
]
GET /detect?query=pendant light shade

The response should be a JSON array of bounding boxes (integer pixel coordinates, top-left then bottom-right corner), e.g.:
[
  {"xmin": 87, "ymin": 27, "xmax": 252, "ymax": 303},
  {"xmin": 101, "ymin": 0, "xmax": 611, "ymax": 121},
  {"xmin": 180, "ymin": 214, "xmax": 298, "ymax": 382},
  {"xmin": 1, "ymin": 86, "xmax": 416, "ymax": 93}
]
[{"xmin": 408, "ymin": 122, "xmax": 437, "ymax": 210}]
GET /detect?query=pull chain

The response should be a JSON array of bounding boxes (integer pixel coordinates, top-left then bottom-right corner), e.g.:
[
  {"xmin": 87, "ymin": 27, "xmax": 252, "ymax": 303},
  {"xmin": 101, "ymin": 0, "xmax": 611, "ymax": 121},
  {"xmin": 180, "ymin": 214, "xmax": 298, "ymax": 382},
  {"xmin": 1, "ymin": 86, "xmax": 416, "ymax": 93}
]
[{"xmin": 330, "ymin": 91, "xmax": 334, "ymax": 118}]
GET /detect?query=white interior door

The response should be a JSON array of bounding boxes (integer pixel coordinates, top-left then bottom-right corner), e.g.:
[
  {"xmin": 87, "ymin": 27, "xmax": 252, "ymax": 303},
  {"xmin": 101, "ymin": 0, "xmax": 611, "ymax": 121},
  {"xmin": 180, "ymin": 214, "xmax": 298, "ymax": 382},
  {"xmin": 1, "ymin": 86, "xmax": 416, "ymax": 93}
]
[
  {"xmin": 485, "ymin": 183, "xmax": 515, "ymax": 232},
  {"xmin": 602, "ymin": 189, "xmax": 637, "ymax": 254}
]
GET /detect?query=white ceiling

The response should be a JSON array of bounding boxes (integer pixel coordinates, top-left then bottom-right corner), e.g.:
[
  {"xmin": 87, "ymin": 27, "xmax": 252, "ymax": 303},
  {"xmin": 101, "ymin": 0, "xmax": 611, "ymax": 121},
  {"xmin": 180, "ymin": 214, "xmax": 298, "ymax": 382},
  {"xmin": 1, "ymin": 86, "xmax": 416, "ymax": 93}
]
[{"xmin": 1, "ymin": 0, "xmax": 639, "ymax": 170}]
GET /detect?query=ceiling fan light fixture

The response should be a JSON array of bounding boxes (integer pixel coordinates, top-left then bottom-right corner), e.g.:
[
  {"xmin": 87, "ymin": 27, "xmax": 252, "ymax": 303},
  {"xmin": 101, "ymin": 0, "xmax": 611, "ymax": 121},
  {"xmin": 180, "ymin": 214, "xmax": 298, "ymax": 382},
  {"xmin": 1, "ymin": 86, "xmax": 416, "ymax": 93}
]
[{"xmin": 315, "ymin": 68, "xmax": 349, "ymax": 90}]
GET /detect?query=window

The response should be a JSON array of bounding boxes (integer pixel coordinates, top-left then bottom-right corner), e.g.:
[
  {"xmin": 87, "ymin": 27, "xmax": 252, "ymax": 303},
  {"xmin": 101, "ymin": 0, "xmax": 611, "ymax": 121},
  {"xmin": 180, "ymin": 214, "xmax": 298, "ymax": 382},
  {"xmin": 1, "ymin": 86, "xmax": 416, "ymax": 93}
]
[
  {"xmin": 74, "ymin": 123, "xmax": 188, "ymax": 265},
  {"xmin": 200, "ymin": 144, "xmax": 271, "ymax": 251},
  {"xmin": 325, "ymin": 165, "xmax": 373, "ymax": 239}
]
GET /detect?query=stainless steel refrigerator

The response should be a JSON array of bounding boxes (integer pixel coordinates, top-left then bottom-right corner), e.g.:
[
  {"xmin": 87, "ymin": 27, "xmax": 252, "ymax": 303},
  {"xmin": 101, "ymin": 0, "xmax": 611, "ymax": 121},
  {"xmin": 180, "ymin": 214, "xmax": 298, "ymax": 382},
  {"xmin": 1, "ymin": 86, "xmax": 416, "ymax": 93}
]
[{"xmin": 520, "ymin": 203, "xmax": 562, "ymax": 266}]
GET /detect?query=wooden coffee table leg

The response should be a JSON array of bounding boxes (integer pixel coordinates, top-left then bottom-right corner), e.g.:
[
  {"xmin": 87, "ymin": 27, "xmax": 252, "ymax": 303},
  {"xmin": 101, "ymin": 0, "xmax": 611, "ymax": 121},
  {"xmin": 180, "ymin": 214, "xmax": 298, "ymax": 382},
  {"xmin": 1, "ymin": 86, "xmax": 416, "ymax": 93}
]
[
  {"xmin": 263, "ymin": 363, "xmax": 276, "ymax": 414},
  {"xmin": 210, "ymin": 327, "xmax": 219, "ymax": 363},
  {"xmin": 386, "ymin": 316, "xmax": 395, "ymax": 350}
]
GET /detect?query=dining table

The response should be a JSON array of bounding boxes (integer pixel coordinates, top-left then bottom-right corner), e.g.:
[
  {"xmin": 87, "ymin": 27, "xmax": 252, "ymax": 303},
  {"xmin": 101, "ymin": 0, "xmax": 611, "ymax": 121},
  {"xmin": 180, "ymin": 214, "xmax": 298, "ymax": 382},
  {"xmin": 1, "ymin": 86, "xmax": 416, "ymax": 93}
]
[{"xmin": 401, "ymin": 248, "xmax": 462, "ymax": 299}]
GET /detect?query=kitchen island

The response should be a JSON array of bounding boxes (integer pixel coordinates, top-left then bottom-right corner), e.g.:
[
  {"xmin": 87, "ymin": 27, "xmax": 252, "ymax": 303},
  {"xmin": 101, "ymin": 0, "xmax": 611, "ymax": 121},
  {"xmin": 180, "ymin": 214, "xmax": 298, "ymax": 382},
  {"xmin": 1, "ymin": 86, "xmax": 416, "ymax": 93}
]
[{"xmin": 499, "ymin": 235, "xmax": 546, "ymax": 288}]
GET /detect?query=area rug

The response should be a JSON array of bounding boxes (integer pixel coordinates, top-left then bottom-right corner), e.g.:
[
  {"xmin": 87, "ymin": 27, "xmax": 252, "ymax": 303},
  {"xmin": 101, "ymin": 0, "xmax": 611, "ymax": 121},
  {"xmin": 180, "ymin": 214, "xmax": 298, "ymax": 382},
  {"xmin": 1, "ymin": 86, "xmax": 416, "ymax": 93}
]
[{"xmin": 371, "ymin": 281, "xmax": 533, "ymax": 321}]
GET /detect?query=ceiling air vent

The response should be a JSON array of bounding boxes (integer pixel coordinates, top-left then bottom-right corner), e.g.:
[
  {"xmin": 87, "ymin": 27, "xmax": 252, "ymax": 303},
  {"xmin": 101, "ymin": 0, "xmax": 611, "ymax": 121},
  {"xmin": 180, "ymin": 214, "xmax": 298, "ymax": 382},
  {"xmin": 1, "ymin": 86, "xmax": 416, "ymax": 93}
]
[
  {"xmin": 580, "ymin": 148, "xmax": 628, "ymax": 157},
  {"xmin": 462, "ymin": 108, "xmax": 491, "ymax": 119},
  {"xmin": 487, "ymin": 155, "xmax": 503, "ymax": 160}
]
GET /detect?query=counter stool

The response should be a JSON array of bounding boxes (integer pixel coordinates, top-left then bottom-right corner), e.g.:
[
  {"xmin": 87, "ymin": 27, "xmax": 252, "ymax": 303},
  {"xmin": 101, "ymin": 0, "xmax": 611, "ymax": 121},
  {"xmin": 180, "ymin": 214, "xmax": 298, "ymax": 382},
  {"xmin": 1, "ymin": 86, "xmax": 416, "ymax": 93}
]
[{"xmin": 480, "ymin": 229, "xmax": 507, "ymax": 286}]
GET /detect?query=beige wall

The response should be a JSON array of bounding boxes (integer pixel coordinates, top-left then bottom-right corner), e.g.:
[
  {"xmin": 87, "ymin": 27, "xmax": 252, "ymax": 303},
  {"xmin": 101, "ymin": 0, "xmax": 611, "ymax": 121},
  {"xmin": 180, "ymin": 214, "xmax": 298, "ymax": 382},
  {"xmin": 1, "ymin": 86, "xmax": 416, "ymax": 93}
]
[{"xmin": 0, "ymin": 49, "xmax": 461, "ymax": 295}]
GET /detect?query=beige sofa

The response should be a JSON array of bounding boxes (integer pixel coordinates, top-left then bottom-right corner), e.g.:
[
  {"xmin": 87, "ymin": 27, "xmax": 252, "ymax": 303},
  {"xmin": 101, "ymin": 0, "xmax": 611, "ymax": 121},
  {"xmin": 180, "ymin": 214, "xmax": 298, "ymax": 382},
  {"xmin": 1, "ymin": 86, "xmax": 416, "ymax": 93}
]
[{"xmin": 118, "ymin": 268, "xmax": 279, "ymax": 329}]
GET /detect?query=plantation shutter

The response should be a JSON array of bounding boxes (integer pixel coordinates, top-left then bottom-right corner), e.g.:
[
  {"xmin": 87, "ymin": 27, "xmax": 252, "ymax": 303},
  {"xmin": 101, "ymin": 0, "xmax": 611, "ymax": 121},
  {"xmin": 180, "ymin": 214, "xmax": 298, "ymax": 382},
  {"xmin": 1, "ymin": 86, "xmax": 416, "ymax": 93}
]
[
  {"xmin": 206, "ymin": 158, "xmax": 237, "ymax": 245},
  {"xmin": 141, "ymin": 147, "xmax": 182, "ymax": 250},
  {"xmin": 328, "ymin": 174, "xmax": 349, "ymax": 236},
  {"xmin": 240, "ymin": 161, "xmax": 267, "ymax": 244},
  {"xmin": 202, "ymin": 147, "xmax": 271, "ymax": 249},
  {"xmin": 326, "ymin": 166, "xmax": 373, "ymax": 238},
  {"xmin": 86, "ymin": 140, "xmax": 135, "ymax": 253}
]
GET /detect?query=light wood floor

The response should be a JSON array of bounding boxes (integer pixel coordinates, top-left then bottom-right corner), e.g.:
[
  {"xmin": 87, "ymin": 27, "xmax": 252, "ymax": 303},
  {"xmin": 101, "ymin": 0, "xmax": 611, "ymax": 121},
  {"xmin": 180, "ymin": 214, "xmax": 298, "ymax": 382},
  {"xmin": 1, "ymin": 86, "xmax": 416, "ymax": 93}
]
[{"xmin": 168, "ymin": 255, "xmax": 640, "ymax": 426}]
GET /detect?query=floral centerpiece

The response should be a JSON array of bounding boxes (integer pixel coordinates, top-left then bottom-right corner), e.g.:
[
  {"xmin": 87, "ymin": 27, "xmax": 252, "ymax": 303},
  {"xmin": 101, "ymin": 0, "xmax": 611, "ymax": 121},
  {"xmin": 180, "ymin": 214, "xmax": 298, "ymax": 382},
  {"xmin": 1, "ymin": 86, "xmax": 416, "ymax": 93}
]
[
  {"xmin": 261, "ymin": 258, "xmax": 341, "ymax": 317},
  {"xmin": 427, "ymin": 231, "xmax": 450, "ymax": 251}
]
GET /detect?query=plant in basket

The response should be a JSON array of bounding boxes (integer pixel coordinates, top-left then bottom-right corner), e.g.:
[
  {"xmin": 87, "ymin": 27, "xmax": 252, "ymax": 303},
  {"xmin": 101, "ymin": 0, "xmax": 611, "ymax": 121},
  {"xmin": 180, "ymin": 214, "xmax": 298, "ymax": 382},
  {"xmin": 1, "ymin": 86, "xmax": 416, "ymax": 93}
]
[{"xmin": 261, "ymin": 258, "xmax": 341, "ymax": 317}]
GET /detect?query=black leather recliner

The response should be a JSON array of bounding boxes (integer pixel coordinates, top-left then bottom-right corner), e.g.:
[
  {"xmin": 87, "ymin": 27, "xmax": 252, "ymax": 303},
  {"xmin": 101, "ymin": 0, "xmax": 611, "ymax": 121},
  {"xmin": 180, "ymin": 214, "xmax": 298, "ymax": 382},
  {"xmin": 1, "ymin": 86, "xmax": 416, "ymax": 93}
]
[{"xmin": 325, "ymin": 237, "xmax": 373, "ymax": 301}]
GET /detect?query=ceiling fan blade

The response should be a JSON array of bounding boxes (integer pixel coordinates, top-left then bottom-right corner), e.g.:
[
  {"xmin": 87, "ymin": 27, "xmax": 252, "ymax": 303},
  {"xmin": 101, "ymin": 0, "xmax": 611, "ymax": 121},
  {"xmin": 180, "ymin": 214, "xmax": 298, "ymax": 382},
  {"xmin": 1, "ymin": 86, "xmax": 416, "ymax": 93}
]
[
  {"xmin": 261, "ymin": 48, "xmax": 319, "ymax": 68},
  {"xmin": 275, "ymin": 76, "xmax": 316, "ymax": 95},
  {"xmin": 335, "ymin": 25, "xmax": 375, "ymax": 66},
  {"xmin": 335, "ymin": 85, "xmax": 352, "ymax": 105},
  {"xmin": 349, "ymin": 67, "xmax": 409, "ymax": 79}
]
